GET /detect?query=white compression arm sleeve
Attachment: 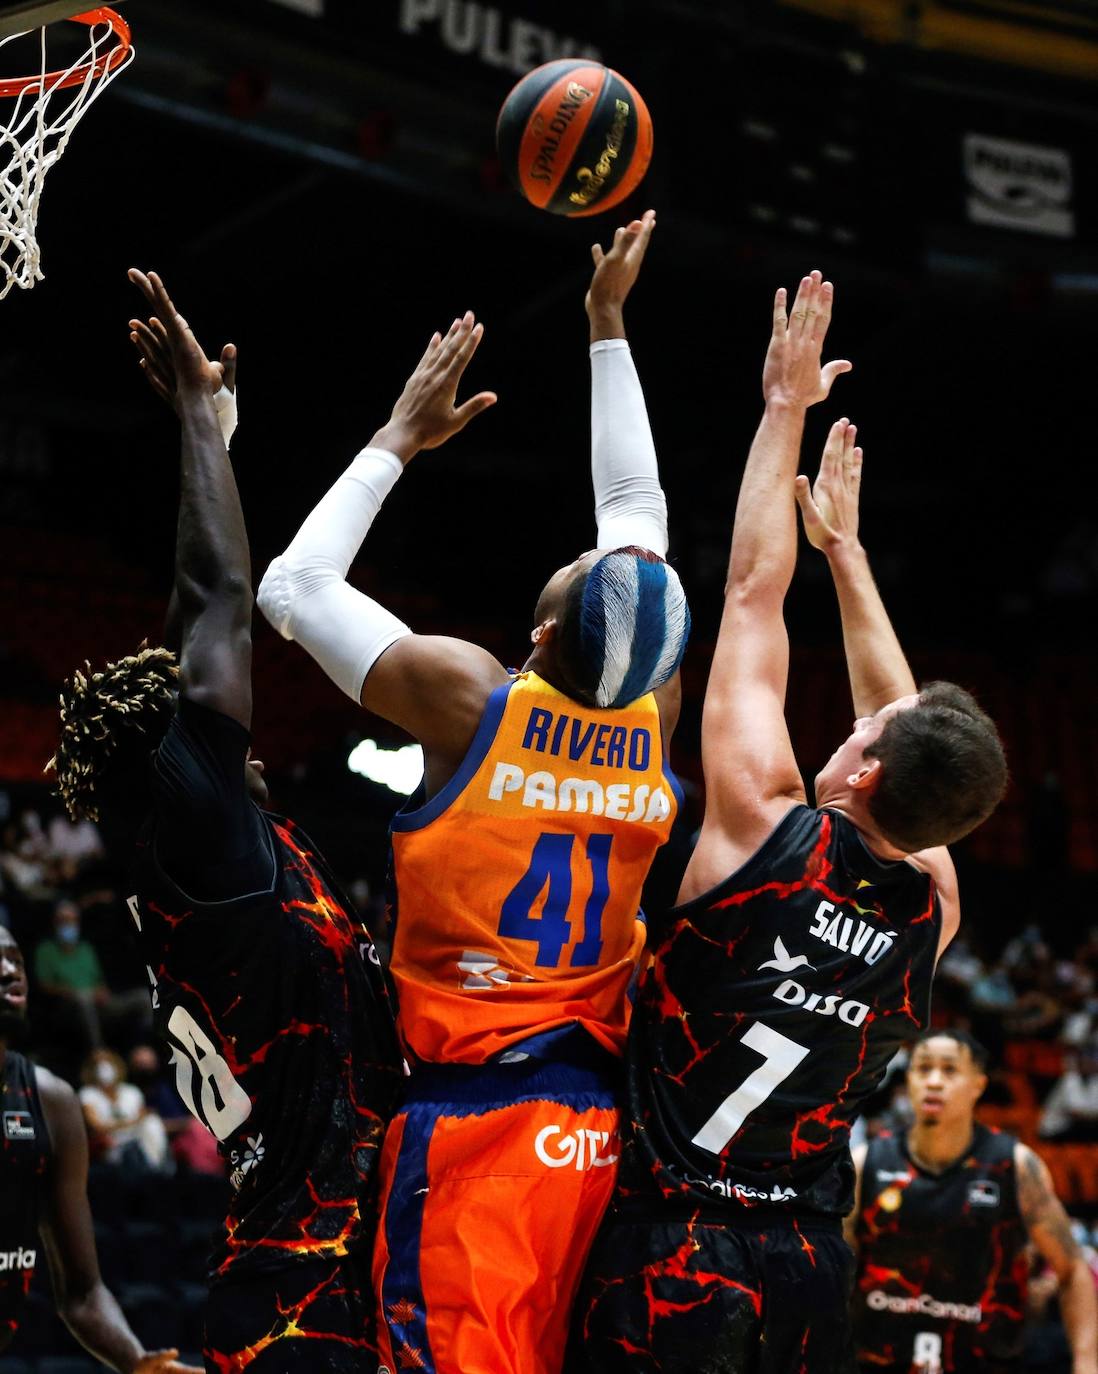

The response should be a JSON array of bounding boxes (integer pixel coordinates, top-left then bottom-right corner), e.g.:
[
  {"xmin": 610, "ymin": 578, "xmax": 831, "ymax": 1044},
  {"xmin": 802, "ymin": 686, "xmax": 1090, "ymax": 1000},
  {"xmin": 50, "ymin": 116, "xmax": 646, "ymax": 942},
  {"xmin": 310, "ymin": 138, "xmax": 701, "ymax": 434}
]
[
  {"xmin": 213, "ymin": 386, "xmax": 238, "ymax": 450},
  {"xmin": 590, "ymin": 338, "xmax": 669, "ymax": 557},
  {"xmin": 257, "ymin": 447, "xmax": 413, "ymax": 703}
]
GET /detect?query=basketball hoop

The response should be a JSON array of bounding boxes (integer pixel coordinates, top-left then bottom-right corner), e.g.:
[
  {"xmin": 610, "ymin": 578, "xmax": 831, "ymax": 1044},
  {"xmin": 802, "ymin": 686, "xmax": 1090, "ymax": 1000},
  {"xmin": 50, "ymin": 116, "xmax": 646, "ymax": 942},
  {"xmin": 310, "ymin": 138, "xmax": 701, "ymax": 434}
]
[{"xmin": 0, "ymin": 7, "xmax": 134, "ymax": 298}]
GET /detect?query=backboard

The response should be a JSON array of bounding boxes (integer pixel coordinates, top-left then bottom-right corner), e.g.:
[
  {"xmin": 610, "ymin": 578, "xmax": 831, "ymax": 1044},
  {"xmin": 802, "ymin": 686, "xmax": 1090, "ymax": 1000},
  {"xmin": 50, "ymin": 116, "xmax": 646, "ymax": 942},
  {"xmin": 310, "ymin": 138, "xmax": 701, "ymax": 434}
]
[{"xmin": 0, "ymin": 0, "xmax": 126, "ymax": 39}]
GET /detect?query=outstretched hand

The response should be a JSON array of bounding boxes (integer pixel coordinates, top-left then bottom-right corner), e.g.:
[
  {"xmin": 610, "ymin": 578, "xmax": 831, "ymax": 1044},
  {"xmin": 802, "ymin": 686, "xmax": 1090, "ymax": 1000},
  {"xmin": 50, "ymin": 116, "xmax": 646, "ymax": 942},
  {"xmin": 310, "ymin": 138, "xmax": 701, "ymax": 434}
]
[
  {"xmin": 373, "ymin": 310, "xmax": 497, "ymax": 464},
  {"xmin": 586, "ymin": 209, "xmax": 656, "ymax": 324},
  {"xmin": 134, "ymin": 1350, "xmax": 203, "ymax": 1374},
  {"xmin": 128, "ymin": 270, "xmax": 235, "ymax": 413},
  {"xmin": 795, "ymin": 417, "xmax": 863, "ymax": 555},
  {"xmin": 762, "ymin": 270, "xmax": 851, "ymax": 409}
]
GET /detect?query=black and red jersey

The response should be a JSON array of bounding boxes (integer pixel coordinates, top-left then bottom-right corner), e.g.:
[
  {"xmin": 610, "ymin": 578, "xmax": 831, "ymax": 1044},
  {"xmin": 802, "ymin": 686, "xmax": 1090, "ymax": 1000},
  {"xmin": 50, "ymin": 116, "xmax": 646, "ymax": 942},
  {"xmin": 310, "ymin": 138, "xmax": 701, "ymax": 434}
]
[
  {"xmin": 0, "ymin": 1050, "xmax": 50, "ymax": 1348},
  {"xmin": 129, "ymin": 812, "xmax": 402, "ymax": 1282},
  {"xmin": 853, "ymin": 1126, "xmax": 1028, "ymax": 1372},
  {"xmin": 615, "ymin": 804, "xmax": 941, "ymax": 1223}
]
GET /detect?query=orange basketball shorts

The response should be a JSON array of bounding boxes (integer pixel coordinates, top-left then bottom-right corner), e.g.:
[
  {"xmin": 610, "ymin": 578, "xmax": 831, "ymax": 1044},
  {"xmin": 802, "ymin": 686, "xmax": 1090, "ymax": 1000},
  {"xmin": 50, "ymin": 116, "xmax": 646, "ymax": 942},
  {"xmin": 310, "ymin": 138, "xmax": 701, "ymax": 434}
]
[{"xmin": 372, "ymin": 1058, "xmax": 620, "ymax": 1374}]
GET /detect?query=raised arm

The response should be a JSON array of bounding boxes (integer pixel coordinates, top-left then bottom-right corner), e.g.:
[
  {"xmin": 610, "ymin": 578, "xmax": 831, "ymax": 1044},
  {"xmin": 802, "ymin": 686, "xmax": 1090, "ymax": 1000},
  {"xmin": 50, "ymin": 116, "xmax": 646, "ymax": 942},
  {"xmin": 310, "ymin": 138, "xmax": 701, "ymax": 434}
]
[
  {"xmin": 128, "ymin": 271, "xmax": 252, "ymax": 730},
  {"xmin": 38, "ymin": 1070, "xmax": 198, "ymax": 1374},
  {"xmin": 1017, "ymin": 1143, "xmax": 1098, "ymax": 1374},
  {"xmin": 585, "ymin": 208, "xmax": 679, "ymax": 737},
  {"xmin": 795, "ymin": 420, "xmax": 915, "ymax": 715},
  {"xmin": 257, "ymin": 315, "xmax": 507, "ymax": 788},
  {"xmin": 679, "ymin": 273, "xmax": 850, "ymax": 901},
  {"xmin": 795, "ymin": 420, "xmax": 960, "ymax": 954},
  {"xmin": 586, "ymin": 209, "xmax": 667, "ymax": 558}
]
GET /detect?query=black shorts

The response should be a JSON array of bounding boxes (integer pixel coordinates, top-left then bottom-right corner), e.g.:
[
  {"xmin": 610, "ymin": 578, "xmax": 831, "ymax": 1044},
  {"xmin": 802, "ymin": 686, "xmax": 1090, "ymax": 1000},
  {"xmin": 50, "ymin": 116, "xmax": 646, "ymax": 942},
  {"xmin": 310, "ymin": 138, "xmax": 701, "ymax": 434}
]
[
  {"xmin": 204, "ymin": 1253, "xmax": 376, "ymax": 1372},
  {"xmin": 567, "ymin": 1214, "xmax": 856, "ymax": 1374}
]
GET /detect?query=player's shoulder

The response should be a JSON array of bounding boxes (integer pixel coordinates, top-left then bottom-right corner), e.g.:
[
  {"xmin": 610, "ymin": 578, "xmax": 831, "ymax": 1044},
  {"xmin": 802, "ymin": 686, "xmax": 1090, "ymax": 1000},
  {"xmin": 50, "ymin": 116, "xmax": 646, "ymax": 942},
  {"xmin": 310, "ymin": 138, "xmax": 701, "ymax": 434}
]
[
  {"xmin": 33, "ymin": 1064, "xmax": 82, "ymax": 1135},
  {"xmin": 677, "ymin": 798, "xmax": 812, "ymax": 907}
]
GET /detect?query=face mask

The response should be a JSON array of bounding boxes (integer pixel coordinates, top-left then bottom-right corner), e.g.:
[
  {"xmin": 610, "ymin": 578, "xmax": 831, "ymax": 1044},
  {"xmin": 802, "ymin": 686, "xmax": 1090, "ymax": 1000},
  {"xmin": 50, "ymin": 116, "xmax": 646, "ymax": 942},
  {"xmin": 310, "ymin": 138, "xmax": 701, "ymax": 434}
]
[
  {"xmin": 57, "ymin": 925, "xmax": 79, "ymax": 946},
  {"xmin": 95, "ymin": 1060, "xmax": 119, "ymax": 1088}
]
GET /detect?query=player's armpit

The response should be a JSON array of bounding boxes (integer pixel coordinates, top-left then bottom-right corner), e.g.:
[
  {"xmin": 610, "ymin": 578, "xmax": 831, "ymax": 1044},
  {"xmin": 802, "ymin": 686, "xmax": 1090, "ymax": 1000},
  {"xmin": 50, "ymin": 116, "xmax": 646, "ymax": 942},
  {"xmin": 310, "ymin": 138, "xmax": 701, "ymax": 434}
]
[
  {"xmin": 362, "ymin": 633, "xmax": 509, "ymax": 776},
  {"xmin": 907, "ymin": 846, "xmax": 960, "ymax": 961},
  {"xmin": 1017, "ymin": 1144, "xmax": 1082, "ymax": 1280}
]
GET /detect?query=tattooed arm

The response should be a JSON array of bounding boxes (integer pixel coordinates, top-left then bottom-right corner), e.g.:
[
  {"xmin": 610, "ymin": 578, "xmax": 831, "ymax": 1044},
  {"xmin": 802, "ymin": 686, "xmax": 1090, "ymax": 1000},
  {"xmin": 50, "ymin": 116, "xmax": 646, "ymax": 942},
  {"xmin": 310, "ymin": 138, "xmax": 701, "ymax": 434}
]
[{"xmin": 1016, "ymin": 1143, "xmax": 1098, "ymax": 1374}]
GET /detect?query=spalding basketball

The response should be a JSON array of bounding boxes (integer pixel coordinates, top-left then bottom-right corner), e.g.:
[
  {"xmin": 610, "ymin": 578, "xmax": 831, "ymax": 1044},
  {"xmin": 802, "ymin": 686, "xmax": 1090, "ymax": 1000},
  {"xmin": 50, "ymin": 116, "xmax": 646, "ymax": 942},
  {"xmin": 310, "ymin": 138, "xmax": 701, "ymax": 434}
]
[{"xmin": 496, "ymin": 60, "xmax": 653, "ymax": 218}]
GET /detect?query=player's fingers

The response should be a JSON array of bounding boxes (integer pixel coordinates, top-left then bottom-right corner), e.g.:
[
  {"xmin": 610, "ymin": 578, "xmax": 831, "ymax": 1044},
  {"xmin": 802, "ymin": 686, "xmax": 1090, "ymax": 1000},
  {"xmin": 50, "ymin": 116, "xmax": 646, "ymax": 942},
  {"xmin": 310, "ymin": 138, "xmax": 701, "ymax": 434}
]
[
  {"xmin": 815, "ymin": 280, "xmax": 834, "ymax": 341},
  {"xmin": 772, "ymin": 286, "xmax": 788, "ymax": 338},
  {"xmin": 220, "ymin": 344, "xmax": 237, "ymax": 393},
  {"xmin": 131, "ymin": 332, "xmax": 174, "ymax": 392},
  {"xmin": 591, "ymin": 242, "xmax": 604, "ymax": 267},
  {"xmin": 127, "ymin": 268, "xmax": 157, "ymax": 310},
  {"xmin": 851, "ymin": 446, "xmax": 864, "ymax": 487},
  {"xmin": 821, "ymin": 359, "xmax": 853, "ymax": 392},
  {"xmin": 415, "ymin": 330, "xmax": 443, "ymax": 371},
  {"xmin": 794, "ymin": 475, "xmax": 822, "ymax": 529},
  {"xmin": 452, "ymin": 390, "xmax": 498, "ymax": 430},
  {"xmin": 789, "ymin": 275, "xmax": 813, "ymax": 337},
  {"xmin": 631, "ymin": 211, "xmax": 656, "ymax": 259},
  {"xmin": 436, "ymin": 313, "xmax": 474, "ymax": 367},
  {"xmin": 145, "ymin": 272, "xmax": 182, "ymax": 334},
  {"xmin": 447, "ymin": 319, "xmax": 485, "ymax": 375}
]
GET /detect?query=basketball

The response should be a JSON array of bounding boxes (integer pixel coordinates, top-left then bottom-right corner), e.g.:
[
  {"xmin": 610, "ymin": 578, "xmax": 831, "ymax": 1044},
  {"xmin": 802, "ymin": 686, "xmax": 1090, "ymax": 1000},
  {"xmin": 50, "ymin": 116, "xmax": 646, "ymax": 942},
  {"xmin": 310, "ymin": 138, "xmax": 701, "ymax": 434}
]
[{"xmin": 496, "ymin": 60, "xmax": 653, "ymax": 218}]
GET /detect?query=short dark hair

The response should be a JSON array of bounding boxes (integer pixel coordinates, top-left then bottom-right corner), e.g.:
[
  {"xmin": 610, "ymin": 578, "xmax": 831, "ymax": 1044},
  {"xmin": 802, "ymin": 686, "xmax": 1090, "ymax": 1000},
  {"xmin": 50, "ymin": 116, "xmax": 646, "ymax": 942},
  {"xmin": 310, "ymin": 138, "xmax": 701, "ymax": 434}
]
[
  {"xmin": 47, "ymin": 643, "xmax": 178, "ymax": 821},
  {"xmin": 911, "ymin": 1027, "xmax": 990, "ymax": 1072},
  {"xmin": 864, "ymin": 682, "xmax": 1007, "ymax": 852}
]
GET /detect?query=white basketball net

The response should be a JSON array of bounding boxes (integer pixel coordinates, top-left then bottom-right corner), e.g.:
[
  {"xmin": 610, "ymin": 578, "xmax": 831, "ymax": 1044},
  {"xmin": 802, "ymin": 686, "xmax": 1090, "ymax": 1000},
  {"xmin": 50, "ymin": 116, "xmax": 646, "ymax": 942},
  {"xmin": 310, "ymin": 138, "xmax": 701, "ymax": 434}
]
[{"xmin": 0, "ymin": 17, "xmax": 133, "ymax": 298}]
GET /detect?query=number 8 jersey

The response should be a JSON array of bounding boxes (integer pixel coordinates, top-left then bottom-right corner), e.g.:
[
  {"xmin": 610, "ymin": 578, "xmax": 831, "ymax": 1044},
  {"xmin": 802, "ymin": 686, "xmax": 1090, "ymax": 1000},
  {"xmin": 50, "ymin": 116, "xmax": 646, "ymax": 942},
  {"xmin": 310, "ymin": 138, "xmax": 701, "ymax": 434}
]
[
  {"xmin": 388, "ymin": 671, "xmax": 680, "ymax": 1065},
  {"xmin": 129, "ymin": 811, "xmax": 402, "ymax": 1281},
  {"xmin": 615, "ymin": 804, "xmax": 941, "ymax": 1223}
]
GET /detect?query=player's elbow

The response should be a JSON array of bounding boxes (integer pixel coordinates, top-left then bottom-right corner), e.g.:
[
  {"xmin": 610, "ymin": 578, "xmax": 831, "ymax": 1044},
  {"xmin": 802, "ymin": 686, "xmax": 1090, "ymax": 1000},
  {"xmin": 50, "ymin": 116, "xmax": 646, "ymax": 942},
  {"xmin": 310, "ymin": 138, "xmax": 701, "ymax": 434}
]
[
  {"xmin": 176, "ymin": 568, "xmax": 253, "ymax": 620},
  {"xmin": 723, "ymin": 571, "xmax": 787, "ymax": 615}
]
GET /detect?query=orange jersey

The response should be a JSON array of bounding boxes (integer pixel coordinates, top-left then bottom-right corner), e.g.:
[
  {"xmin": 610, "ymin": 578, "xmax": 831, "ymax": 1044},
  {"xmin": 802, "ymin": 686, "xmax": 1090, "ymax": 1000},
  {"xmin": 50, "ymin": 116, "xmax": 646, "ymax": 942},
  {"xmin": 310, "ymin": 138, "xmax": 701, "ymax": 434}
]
[{"xmin": 389, "ymin": 671, "xmax": 679, "ymax": 1064}]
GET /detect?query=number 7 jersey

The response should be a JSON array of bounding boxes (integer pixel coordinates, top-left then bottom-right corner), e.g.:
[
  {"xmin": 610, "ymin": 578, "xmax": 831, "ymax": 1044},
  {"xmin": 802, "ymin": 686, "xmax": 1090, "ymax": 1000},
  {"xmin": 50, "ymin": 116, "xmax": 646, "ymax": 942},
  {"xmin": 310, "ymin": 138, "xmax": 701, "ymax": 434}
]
[
  {"xmin": 388, "ymin": 671, "xmax": 680, "ymax": 1065},
  {"xmin": 615, "ymin": 804, "xmax": 941, "ymax": 1223}
]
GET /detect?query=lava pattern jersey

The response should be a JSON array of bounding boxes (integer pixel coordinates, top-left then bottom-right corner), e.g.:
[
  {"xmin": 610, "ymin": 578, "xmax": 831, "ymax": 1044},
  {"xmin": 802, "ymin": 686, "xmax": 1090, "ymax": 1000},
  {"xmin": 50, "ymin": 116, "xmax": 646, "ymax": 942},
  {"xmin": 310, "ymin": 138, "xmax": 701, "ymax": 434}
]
[
  {"xmin": 388, "ymin": 671, "xmax": 680, "ymax": 1065},
  {"xmin": 616, "ymin": 804, "xmax": 941, "ymax": 1222},
  {"xmin": 854, "ymin": 1126, "xmax": 1028, "ymax": 1372},
  {"xmin": 0, "ymin": 1051, "xmax": 49, "ymax": 1348},
  {"xmin": 129, "ymin": 813, "xmax": 402, "ymax": 1282}
]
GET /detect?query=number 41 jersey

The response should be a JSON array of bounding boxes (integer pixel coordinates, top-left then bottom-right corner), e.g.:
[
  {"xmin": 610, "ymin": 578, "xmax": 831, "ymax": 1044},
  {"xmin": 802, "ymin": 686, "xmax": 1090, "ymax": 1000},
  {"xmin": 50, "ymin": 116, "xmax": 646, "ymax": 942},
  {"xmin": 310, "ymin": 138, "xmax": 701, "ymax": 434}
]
[
  {"xmin": 617, "ymin": 804, "xmax": 941, "ymax": 1223},
  {"xmin": 388, "ymin": 671, "xmax": 679, "ymax": 1065},
  {"xmin": 129, "ymin": 813, "xmax": 402, "ymax": 1281}
]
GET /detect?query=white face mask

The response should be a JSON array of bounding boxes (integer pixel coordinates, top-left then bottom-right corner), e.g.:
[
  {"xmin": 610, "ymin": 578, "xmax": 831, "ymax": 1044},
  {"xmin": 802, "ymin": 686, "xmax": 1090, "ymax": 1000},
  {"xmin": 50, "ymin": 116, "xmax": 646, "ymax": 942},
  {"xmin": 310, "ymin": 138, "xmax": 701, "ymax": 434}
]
[{"xmin": 95, "ymin": 1060, "xmax": 119, "ymax": 1088}]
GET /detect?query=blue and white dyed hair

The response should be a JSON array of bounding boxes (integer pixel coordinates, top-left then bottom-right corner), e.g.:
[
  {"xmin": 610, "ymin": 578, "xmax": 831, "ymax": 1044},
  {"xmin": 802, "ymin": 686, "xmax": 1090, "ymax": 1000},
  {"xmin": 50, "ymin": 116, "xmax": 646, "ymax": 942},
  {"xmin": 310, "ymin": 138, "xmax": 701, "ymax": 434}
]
[{"xmin": 561, "ymin": 548, "xmax": 690, "ymax": 709}]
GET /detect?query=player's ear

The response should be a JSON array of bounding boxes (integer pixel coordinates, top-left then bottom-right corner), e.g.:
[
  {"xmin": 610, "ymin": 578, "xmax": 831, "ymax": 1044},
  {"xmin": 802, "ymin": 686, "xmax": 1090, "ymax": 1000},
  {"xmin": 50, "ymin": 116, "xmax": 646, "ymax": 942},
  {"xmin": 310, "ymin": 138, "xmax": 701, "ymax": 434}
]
[
  {"xmin": 847, "ymin": 757, "xmax": 882, "ymax": 791},
  {"xmin": 531, "ymin": 618, "xmax": 556, "ymax": 646}
]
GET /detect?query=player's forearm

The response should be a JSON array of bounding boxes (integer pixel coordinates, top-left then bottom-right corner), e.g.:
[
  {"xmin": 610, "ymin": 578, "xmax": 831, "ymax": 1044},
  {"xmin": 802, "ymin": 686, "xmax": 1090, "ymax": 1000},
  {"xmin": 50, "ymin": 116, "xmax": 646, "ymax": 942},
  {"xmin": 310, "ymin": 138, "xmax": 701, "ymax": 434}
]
[
  {"xmin": 726, "ymin": 401, "xmax": 805, "ymax": 598},
  {"xmin": 174, "ymin": 392, "xmax": 252, "ymax": 618},
  {"xmin": 590, "ymin": 335, "xmax": 668, "ymax": 556},
  {"xmin": 1061, "ymin": 1257, "xmax": 1098, "ymax": 1370},
  {"xmin": 257, "ymin": 445, "xmax": 411, "ymax": 702},
  {"xmin": 60, "ymin": 1282, "xmax": 145, "ymax": 1372},
  {"xmin": 825, "ymin": 541, "xmax": 916, "ymax": 715}
]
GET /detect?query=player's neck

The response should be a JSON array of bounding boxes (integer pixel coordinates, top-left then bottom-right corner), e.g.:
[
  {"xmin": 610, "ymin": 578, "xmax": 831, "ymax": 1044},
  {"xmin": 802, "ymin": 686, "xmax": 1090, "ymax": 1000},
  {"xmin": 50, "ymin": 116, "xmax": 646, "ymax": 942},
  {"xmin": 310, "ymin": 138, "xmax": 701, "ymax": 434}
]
[
  {"xmin": 906, "ymin": 1119, "xmax": 974, "ymax": 1174},
  {"xmin": 817, "ymin": 798, "xmax": 908, "ymax": 862}
]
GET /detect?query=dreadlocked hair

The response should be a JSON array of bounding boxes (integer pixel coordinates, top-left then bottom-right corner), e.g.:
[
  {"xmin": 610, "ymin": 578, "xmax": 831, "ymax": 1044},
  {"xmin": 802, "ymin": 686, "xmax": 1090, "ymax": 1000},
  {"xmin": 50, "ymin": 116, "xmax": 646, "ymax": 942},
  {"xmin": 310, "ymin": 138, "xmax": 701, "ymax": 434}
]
[{"xmin": 46, "ymin": 642, "xmax": 179, "ymax": 821}]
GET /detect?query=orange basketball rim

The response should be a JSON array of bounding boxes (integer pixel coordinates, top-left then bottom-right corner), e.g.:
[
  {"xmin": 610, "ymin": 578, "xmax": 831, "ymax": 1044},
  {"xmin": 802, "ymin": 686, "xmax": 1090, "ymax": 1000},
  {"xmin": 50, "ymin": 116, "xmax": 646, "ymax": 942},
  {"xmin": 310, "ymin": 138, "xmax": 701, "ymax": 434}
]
[{"xmin": 0, "ymin": 7, "xmax": 131, "ymax": 99}]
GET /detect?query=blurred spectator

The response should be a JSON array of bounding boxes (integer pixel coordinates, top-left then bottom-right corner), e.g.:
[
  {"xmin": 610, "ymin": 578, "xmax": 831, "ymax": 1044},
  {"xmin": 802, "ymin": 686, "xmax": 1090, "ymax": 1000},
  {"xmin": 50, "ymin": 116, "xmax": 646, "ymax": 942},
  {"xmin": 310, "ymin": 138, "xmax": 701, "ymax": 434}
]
[
  {"xmin": 34, "ymin": 898, "xmax": 150, "ymax": 1050},
  {"xmin": 46, "ymin": 809, "xmax": 104, "ymax": 877},
  {"xmin": 78, "ymin": 1047, "xmax": 171, "ymax": 1172},
  {"xmin": 936, "ymin": 934, "xmax": 984, "ymax": 988},
  {"xmin": 126, "ymin": 1042, "xmax": 223, "ymax": 1174},
  {"xmin": 0, "ymin": 812, "xmax": 55, "ymax": 902},
  {"xmin": 127, "ymin": 1043, "xmax": 190, "ymax": 1135},
  {"xmin": 172, "ymin": 1116, "xmax": 225, "ymax": 1176},
  {"xmin": 1039, "ymin": 1041, "xmax": 1098, "ymax": 1142}
]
